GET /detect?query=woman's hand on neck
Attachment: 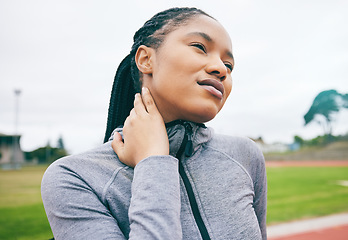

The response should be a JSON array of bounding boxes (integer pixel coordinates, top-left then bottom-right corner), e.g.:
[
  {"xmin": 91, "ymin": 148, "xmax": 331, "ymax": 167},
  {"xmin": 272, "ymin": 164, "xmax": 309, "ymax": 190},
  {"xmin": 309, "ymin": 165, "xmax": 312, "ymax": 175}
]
[{"xmin": 112, "ymin": 87, "xmax": 169, "ymax": 168}]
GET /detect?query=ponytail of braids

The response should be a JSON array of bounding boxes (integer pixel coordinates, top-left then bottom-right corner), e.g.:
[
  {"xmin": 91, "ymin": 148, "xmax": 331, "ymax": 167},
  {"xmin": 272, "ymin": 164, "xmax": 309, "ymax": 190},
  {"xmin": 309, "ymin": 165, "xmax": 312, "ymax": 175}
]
[{"xmin": 103, "ymin": 55, "xmax": 136, "ymax": 143}]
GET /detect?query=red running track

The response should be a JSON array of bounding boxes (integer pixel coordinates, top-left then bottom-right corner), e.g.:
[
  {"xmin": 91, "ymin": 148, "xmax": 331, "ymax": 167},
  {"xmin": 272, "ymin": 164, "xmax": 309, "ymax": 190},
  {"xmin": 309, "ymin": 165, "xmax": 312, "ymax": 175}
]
[
  {"xmin": 266, "ymin": 160, "xmax": 348, "ymax": 167},
  {"xmin": 269, "ymin": 224, "xmax": 348, "ymax": 240}
]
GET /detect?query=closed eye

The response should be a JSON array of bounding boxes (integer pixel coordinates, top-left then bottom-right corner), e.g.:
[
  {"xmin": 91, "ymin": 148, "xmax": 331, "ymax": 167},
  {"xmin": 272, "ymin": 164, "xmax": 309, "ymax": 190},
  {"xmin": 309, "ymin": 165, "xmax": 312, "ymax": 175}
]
[{"xmin": 191, "ymin": 43, "xmax": 207, "ymax": 53}]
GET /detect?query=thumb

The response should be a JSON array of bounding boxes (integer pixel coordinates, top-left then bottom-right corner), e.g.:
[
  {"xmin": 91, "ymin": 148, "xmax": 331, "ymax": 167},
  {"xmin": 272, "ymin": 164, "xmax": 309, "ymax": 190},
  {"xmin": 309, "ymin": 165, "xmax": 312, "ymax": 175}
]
[{"xmin": 111, "ymin": 132, "xmax": 124, "ymax": 157}]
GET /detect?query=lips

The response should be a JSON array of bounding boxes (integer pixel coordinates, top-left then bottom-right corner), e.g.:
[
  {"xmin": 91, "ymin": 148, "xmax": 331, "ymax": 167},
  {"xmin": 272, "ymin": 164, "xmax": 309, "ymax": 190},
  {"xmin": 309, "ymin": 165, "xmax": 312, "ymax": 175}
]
[{"xmin": 197, "ymin": 79, "xmax": 225, "ymax": 99}]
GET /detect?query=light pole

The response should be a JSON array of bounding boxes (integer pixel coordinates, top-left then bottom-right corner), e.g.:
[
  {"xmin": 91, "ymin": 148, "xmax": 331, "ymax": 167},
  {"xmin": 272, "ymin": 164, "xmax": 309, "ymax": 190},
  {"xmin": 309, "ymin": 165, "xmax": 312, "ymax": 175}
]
[
  {"xmin": 12, "ymin": 89, "xmax": 21, "ymax": 168},
  {"xmin": 14, "ymin": 89, "xmax": 21, "ymax": 134}
]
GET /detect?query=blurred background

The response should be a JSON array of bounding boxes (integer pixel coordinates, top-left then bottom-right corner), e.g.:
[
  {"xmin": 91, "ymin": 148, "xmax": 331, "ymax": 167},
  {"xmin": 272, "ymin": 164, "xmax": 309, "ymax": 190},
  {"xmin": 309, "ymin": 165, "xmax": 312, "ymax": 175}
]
[
  {"xmin": 1, "ymin": 0, "xmax": 347, "ymax": 156},
  {"xmin": 0, "ymin": 0, "xmax": 347, "ymax": 239}
]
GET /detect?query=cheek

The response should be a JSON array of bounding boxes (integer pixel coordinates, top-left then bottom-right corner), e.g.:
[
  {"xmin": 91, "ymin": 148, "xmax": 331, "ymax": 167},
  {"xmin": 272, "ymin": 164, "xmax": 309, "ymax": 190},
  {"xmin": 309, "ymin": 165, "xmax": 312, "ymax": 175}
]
[
  {"xmin": 152, "ymin": 59, "xmax": 181, "ymax": 85},
  {"xmin": 156, "ymin": 48, "xmax": 200, "ymax": 77}
]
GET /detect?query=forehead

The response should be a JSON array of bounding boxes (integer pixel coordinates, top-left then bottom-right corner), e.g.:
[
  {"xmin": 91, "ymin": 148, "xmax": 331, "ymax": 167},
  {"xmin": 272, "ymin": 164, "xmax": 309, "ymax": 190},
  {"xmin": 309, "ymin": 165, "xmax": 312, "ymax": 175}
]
[{"xmin": 164, "ymin": 15, "xmax": 232, "ymax": 52}]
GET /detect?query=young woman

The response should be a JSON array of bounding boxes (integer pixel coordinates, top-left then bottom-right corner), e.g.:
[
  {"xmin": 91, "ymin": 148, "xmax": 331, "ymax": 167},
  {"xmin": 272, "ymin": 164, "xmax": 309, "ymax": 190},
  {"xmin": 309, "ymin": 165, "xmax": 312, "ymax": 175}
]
[{"xmin": 41, "ymin": 7, "xmax": 267, "ymax": 240}]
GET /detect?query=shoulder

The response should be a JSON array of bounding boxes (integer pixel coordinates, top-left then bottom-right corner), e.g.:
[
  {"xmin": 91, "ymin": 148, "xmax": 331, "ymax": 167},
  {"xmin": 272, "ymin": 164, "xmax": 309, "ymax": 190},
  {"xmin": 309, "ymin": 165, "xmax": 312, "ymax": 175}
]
[
  {"xmin": 44, "ymin": 142, "xmax": 123, "ymax": 173},
  {"xmin": 208, "ymin": 132, "xmax": 262, "ymax": 158},
  {"xmin": 207, "ymin": 132, "xmax": 265, "ymax": 181},
  {"xmin": 41, "ymin": 142, "xmax": 128, "ymax": 196}
]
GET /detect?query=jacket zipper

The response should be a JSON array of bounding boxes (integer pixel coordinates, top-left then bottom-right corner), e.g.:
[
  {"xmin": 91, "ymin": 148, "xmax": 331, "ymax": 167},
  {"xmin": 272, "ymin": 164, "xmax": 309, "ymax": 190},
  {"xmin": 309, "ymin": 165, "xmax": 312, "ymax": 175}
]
[{"xmin": 176, "ymin": 122, "xmax": 211, "ymax": 240}]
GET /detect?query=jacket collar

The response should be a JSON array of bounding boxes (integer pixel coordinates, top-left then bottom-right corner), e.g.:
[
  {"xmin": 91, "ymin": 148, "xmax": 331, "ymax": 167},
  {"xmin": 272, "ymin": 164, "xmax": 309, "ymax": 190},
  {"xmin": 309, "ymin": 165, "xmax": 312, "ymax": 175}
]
[
  {"xmin": 165, "ymin": 120, "xmax": 212, "ymax": 157},
  {"xmin": 109, "ymin": 120, "xmax": 213, "ymax": 158}
]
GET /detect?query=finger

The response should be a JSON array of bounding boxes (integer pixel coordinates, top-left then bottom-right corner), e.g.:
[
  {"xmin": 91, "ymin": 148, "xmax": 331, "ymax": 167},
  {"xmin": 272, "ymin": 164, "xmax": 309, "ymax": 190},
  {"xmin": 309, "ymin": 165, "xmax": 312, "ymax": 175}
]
[
  {"xmin": 133, "ymin": 93, "xmax": 147, "ymax": 115},
  {"xmin": 111, "ymin": 132, "xmax": 124, "ymax": 157},
  {"xmin": 141, "ymin": 87, "xmax": 158, "ymax": 114},
  {"xmin": 125, "ymin": 109, "xmax": 138, "ymax": 126},
  {"xmin": 129, "ymin": 108, "xmax": 136, "ymax": 118}
]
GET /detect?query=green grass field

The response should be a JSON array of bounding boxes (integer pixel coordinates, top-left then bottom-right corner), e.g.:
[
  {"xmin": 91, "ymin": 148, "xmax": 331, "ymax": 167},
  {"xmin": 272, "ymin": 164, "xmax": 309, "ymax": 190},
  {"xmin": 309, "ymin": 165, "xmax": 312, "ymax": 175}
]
[
  {"xmin": 0, "ymin": 165, "xmax": 348, "ymax": 239},
  {"xmin": 0, "ymin": 166, "xmax": 53, "ymax": 240},
  {"xmin": 267, "ymin": 166, "xmax": 348, "ymax": 224}
]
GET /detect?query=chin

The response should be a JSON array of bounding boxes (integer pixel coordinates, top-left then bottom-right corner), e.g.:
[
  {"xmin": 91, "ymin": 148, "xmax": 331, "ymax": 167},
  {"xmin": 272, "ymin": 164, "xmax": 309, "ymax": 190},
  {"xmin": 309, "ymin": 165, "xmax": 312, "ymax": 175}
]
[{"xmin": 188, "ymin": 108, "xmax": 219, "ymax": 123}]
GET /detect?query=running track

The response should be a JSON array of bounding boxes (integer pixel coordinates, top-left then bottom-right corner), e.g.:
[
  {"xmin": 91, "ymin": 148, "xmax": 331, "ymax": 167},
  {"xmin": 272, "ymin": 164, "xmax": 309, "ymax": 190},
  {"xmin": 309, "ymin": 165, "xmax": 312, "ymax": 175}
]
[
  {"xmin": 266, "ymin": 160, "xmax": 348, "ymax": 239},
  {"xmin": 269, "ymin": 225, "xmax": 348, "ymax": 240}
]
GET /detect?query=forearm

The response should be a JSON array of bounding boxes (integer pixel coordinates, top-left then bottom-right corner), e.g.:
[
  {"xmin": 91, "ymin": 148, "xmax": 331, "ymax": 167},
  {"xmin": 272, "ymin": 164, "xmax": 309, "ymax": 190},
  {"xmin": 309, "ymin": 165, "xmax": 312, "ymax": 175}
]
[{"xmin": 129, "ymin": 155, "xmax": 182, "ymax": 240}]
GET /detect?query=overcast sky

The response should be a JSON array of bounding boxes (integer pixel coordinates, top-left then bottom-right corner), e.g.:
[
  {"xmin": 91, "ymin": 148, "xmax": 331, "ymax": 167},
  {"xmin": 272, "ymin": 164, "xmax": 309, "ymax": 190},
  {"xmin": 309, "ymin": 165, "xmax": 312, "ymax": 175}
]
[{"xmin": 1, "ymin": 0, "xmax": 347, "ymax": 154}]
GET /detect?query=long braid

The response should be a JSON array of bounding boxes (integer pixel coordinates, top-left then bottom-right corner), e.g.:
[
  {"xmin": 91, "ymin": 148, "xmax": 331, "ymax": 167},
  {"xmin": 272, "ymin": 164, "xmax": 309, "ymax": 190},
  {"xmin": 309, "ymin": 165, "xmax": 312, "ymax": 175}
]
[
  {"xmin": 104, "ymin": 7, "xmax": 212, "ymax": 142},
  {"xmin": 104, "ymin": 55, "xmax": 135, "ymax": 142}
]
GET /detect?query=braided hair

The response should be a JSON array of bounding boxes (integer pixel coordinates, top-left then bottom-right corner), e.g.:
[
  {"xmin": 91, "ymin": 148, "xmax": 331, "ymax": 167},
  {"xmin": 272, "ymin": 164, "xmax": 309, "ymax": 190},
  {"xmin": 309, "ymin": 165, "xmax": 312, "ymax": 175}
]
[{"xmin": 104, "ymin": 7, "xmax": 212, "ymax": 142}]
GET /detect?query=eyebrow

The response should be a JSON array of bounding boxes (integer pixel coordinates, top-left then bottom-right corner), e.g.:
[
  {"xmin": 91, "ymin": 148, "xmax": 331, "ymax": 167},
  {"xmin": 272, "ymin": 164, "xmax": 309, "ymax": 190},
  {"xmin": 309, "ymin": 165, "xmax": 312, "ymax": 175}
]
[
  {"xmin": 186, "ymin": 31, "xmax": 234, "ymax": 60},
  {"xmin": 188, "ymin": 31, "xmax": 213, "ymax": 42}
]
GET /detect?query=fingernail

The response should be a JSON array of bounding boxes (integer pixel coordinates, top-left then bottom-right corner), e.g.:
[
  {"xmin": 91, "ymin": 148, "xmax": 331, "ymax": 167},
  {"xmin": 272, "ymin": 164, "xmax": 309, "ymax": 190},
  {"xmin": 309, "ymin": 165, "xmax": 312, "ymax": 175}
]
[{"xmin": 142, "ymin": 87, "xmax": 147, "ymax": 93}]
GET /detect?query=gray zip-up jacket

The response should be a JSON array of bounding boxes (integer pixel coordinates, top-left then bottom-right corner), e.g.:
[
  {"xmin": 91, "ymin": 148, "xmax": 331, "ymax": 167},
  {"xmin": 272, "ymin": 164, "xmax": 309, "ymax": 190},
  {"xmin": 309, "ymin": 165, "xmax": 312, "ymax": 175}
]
[{"xmin": 41, "ymin": 121, "xmax": 267, "ymax": 240}]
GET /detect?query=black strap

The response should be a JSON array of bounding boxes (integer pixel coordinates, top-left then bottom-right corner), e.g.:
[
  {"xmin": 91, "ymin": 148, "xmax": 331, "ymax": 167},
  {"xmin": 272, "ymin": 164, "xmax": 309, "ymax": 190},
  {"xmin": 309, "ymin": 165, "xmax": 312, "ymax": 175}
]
[
  {"xmin": 175, "ymin": 123, "xmax": 211, "ymax": 240},
  {"xmin": 179, "ymin": 162, "xmax": 211, "ymax": 240}
]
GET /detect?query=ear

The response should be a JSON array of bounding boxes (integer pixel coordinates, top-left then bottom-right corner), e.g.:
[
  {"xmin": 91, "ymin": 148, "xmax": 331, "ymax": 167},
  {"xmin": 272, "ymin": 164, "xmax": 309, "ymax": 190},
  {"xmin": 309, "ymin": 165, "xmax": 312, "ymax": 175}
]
[{"xmin": 135, "ymin": 45, "xmax": 155, "ymax": 74}]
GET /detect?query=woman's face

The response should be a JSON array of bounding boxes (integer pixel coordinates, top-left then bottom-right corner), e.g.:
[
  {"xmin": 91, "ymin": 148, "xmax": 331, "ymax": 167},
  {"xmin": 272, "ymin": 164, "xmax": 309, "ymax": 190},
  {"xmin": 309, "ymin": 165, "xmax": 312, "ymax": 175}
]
[{"xmin": 142, "ymin": 15, "xmax": 234, "ymax": 123}]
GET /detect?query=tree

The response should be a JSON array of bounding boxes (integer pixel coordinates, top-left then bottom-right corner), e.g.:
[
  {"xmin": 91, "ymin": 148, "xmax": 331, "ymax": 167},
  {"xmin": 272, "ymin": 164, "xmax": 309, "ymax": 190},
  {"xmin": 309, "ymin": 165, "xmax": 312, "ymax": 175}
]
[
  {"xmin": 25, "ymin": 137, "xmax": 68, "ymax": 164},
  {"xmin": 25, "ymin": 145, "xmax": 68, "ymax": 164},
  {"xmin": 294, "ymin": 135, "xmax": 304, "ymax": 146},
  {"xmin": 304, "ymin": 89, "xmax": 348, "ymax": 135},
  {"xmin": 57, "ymin": 135, "xmax": 65, "ymax": 149},
  {"xmin": 342, "ymin": 94, "xmax": 348, "ymax": 108}
]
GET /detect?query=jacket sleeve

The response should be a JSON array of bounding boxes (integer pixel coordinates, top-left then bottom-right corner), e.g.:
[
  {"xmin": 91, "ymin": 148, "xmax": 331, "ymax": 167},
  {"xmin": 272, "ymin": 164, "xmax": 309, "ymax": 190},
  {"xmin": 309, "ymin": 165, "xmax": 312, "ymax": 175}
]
[
  {"xmin": 129, "ymin": 156, "xmax": 182, "ymax": 239},
  {"xmin": 251, "ymin": 143, "xmax": 267, "ymax": 240},
  {"xmin": 41, "ymin": 155, "xmax": 182, "ymax": 240}
]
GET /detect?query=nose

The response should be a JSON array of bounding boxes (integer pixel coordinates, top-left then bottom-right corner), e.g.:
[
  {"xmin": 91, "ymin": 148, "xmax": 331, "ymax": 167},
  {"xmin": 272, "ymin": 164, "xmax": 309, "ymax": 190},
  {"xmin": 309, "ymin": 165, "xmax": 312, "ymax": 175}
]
[{"xmin": 205, "ymin": 55, "xmax": 227, "ymax": 81}]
